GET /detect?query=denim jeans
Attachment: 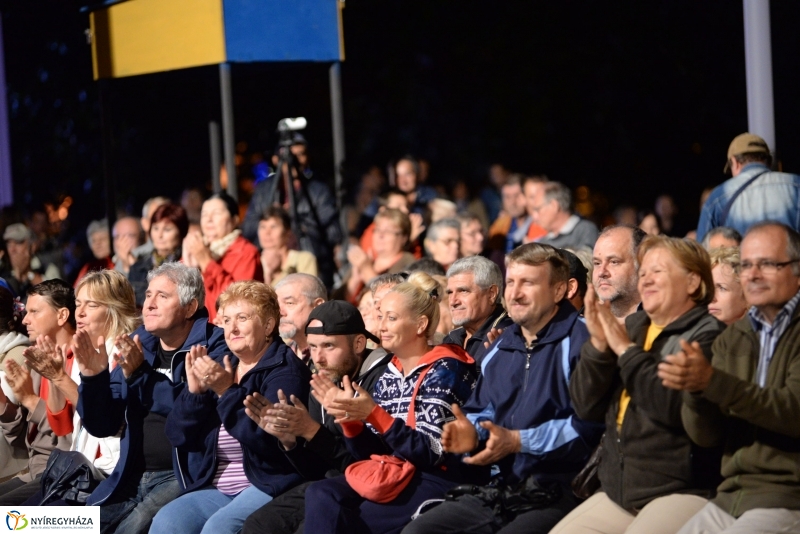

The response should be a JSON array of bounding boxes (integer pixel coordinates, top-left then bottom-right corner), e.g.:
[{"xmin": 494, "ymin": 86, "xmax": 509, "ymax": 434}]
[
  {"xmin": 100, "ymin": 470, "xmax": 181, "ymax": 534},
  {"xmin": 149, "ymin": 485, "xmax": 273, "ymax": 534}
]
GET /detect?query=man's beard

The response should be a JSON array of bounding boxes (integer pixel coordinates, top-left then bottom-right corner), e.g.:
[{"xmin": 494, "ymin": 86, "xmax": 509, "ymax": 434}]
[{"xmin": 279, "ymin": 322, "xmax": 298, "ymax": 340}]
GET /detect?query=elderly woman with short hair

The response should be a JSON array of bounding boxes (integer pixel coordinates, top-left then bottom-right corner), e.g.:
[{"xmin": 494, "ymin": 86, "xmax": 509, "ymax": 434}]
[
  {"xmin": 551, "ymin": 236, "xmax": 726, "ymax": 534},
  {"xmin": 149, "ymin": 281, "xmax": 311, "ymax": 534}
]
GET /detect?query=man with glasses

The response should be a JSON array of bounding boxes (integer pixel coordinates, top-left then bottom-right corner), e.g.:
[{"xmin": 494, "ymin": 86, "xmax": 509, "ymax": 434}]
[
  {"xmin": 529, "ymin": 181, "xmax": 599, "ymax": 250},
  {"xmin": 658, "ymin": 221, "xmax": 800, "ymax": 533}
]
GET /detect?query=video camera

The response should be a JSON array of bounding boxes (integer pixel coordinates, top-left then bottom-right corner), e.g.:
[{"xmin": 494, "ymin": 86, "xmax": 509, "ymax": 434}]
[{"xmin": 277, "ymin": 117, "xmax": 307, "ymax": 147}]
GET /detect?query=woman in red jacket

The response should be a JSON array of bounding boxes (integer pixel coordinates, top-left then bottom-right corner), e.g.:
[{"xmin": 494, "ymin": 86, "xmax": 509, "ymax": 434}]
[{"xmin": 183, "ymin": 192, "xmax": 264, "ymax": 322}]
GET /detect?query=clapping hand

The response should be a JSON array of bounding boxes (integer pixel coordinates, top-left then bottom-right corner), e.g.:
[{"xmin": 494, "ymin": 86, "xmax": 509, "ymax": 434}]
[
  {"xmin": 190, "ymin": 347, "xmax": 234, "ymax": 396},
  {"xmin": 324, "ymin": 376, "xmax": 376, "ymax": 424},
  {"xmin": 4, "ymin": 360, "xmax": 38, "ymax": 412},
  {"xmin": 72, "ymin": 330, "xmax": 109, "ymax": 377},
  {"xmin": 23, "ymin": 336, "xmax": 67, "ymax": 382},
  {"xmin": 113, "ymin": 334, "xmax": 146, "ymax": 378}
]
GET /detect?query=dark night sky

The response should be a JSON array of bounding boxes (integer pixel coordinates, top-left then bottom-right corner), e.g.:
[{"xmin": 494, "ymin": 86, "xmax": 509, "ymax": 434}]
[{"xmin": 2, "ymin": 1, "xmax": 800, "ymax": 234}]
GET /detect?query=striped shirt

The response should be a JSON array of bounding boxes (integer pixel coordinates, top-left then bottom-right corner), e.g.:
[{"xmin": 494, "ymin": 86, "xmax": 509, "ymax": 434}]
[
  {"xmin": 748, "ymin": 289, "xmax": 800, "ymax": 387},
  {"xmin": 212, "ymin": 425, "xmax": 250, "ymax": 495}
]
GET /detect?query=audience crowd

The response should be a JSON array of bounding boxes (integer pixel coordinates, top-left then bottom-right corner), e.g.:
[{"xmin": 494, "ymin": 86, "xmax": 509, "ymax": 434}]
[{"xmin": 0, "ymin": 132, "xmax": 799, "ymax": 534}]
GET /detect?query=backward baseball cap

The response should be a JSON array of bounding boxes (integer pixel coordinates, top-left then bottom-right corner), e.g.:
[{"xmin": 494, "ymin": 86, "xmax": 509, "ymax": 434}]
[
  {"xmin": 723, "ymin": 133, "xmax": 770, "ymax": 173},
  {"xmin": 305, "ymin": 300, "xmax": 380, "ymax": 345}
]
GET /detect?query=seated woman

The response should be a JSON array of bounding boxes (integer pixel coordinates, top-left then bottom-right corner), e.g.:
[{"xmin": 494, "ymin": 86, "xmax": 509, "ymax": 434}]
[
  {"xmin": 128, "ymin": 203, "xmax": 189, "ymax": 306},
  {"xmin": 344, "ymin": 208, "xmax": 416, "ymax": 302},
  {"xmin": 303, "ymin": 272, "xmax": 483, "ymax": 534},
  {"xmin": 551, "ymin": 236, "xmax": 726, "ymax": 534},
  {"xmin": 183, "ymin": 192, "xmax": 264, "ymax": 321},
  {"xmin": 23, "ymin": 270, "xmax": 140, "ymax": 503},
  {"xmin": 257, "ymin": 206, "xmax": 317, "ymax": 286},
  {"xmin": 707, "ymin": 246, "xmax": 748, "ymax": 326},
  {"xmin": 149, "ymin": 281, "xmax": 311, "ymax": 534},
  {"xmin": 0, "ymin": 279, "xmax": 75, "ymax": 506}
]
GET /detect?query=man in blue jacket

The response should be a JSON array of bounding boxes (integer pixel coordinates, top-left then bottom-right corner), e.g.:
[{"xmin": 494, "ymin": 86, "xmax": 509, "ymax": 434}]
[
  {"xmin": 77, "ymin": 262, "xmax": 228, "ymax": 534},
  {"xmin": 403, "ymin": 243, "xmax": 604, "ymax": 534}
]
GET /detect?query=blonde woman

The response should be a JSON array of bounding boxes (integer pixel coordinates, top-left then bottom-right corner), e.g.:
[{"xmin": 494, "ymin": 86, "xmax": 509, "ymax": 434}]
[
  {"xmin": 707, "ymin": 247, "xmax": 748, "ymax": 326},
  {"xmin": 24, "ymin": 270, "xmax": 140, "ymax": 502}
]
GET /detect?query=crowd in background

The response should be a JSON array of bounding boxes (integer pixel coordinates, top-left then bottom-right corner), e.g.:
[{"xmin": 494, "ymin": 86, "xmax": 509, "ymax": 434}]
[{"xmin": 0, "ymin": 131, "xmax": 798, "ymax": 534}]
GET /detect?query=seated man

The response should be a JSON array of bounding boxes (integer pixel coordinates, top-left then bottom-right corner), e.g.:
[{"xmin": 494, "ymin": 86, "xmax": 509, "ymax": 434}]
[
  {"xmin": 242, "ymin": 300, "xmax": 391, "ymax": 534},
  {"xmin": 403, "ymin": 243, "xmax": 604, "ymax": 534},
  {"xmin": 77, "ymin": 262, "xmax": 228, "ymax": 534},
  {"xmin": 275, "ymin": 273, "xmax": 327, "ymax": 363},
  {"xmin": 444, "ymin": 256, "xmax": 513, "ymax": 366},
  {"xmin": 659, "ymin": 222, "xmax": 800, "ymax": 533}
]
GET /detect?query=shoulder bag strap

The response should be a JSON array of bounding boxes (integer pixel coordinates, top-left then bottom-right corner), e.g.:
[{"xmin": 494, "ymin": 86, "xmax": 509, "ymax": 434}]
[
  {"xmin": 405, "ymin": 362, "xmax": 437, "ymax": 430},
  {"xmin": 720, "ymin": 170, "xmax": 768, "ymax": 226}
]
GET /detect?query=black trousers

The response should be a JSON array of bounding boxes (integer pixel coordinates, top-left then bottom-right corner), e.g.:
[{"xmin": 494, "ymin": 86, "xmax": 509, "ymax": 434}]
[
  {"xmin": 0, "ymin": 476, "xmax": 42, "ymax": 506},
  {"xmin": 400, "ymin": 482, "xmax": 579, "ymax": 534},
  {"xmin": 242, "ymin": 481, "xmax": 312, "ymax": 534}
]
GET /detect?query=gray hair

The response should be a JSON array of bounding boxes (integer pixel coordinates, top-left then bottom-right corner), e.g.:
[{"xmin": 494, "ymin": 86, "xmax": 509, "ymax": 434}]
[
  {"xmin": 543, "ymin": 181, "xmax": 572, "ymax": 212},
  {"xmin": 275, "ymin": 273, "xmax": 327, "ymax": 303},
  {"xmin": 746, "ymin": 222, "xmax": 800, "ymax": 276},
  {"xmin": 446, "ymin": 256, "xmax": 503, "ymax": 304},
  {"xmin": 369, "ymin": 272, "xmax": 408, "ymax": 294},
  {"xmin": 147, "ymin": 262, "xmax": 205, "ymax": 308},
  {"xmin": 701, "ymin": 226, "xmax": 743, "ymax": 250},
  {"xmin": 142, "ymin": 196, "xmax": 171, "ymax": 220},
  {"xmin": 426, "ymin": 218, "xmax": 461, "ymax": 243},
  {"xmin": 86, "ymin": 219, "xmax": 109, "ymax": 241}
]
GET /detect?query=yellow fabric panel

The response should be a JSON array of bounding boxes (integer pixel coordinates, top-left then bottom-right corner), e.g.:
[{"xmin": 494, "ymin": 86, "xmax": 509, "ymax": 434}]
[
  {"xmin": 616, "ymin": 322, "xmax": 664, "ymax": 429},
  {"xmin": 91, "ymin": 0, "xmax": 226, "ymax": 79}
]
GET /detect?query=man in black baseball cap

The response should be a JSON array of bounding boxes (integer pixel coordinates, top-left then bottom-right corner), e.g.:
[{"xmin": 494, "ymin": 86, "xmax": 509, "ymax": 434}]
[{"xmin": 242, "ymin": 300, "xmax": 391, "ymax": 534}]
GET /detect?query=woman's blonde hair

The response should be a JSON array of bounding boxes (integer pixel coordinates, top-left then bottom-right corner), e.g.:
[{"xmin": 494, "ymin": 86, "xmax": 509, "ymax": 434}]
[
  {"xmin": 217, "ymin": 281, "xmax": 280, "ymax": 336},
  {"xmin": 637, "ymin": 236, "xmax": 715, "ymax": 306},
  {"xmin": 709, "ymin": 246, "xmax": 741, "ymax": 283},
  {"xmin": 75, "ymin": 270, "xmax": 140, "ymax": 339},
  {"xmin": 388, "ymin": 271, "xmax": 441, "ymax": 339}
]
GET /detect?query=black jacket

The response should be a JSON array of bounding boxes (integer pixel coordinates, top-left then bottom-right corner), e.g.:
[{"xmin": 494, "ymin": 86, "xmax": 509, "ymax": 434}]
[
  {"xmin": 570, "ymin": 306, "xmax": 725, "ymax": 511},
  {"xmin": 283, "ymin": 350, "xmax": 394, "ymax": 479},
  {"xmin": 443, "ymin": 305, "xmax": 513, "ymax": 369}
]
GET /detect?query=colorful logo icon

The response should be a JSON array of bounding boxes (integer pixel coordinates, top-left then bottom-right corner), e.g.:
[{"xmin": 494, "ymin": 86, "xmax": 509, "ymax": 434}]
[{"xmin": 5, "ymin": 511, "xmax": 27, "ymax": 531}]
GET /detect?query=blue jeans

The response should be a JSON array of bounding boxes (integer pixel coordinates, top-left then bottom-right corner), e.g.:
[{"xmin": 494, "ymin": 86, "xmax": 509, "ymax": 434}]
[
  {"xmin": 100, "ymin": 470, "xmax": 181, "ymax": 534},
  {"xmin": 149, "ymin": 485, "xmax": 273, "ymax": 534}
]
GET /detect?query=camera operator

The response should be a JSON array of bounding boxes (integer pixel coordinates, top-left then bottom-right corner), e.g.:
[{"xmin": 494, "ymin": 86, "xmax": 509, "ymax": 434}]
[{"xmin": 243, "ymin": 127, "xmax": 342, "ymax": 289}]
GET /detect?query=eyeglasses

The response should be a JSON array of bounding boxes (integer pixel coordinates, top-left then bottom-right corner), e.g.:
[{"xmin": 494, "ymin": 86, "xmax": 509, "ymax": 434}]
[
  {"xmin": 530, "ymin": 201, "xmax": 550, "ymax": 213},
  {"xmin": 373, "ymin": 229, "xmax": 403, "ymax": 237},
  {"xmin": 221, "ymin": 313, "xmax": 254, "ymax": 327},
  {"xmin": 735, "ymin": 259, "xmax": 799, "ymax": 275}
]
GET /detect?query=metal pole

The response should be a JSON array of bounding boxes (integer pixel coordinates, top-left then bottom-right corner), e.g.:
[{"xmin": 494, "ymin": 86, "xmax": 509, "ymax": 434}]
[
  {"xmin": 329, "ymin": 61, "xmax": 345, "ymax": 213},
  {"xmin": 743, "ymin": 0, "xmax": 775, "ymax": 152},
  {"xmin": 0, "ymin": 14, "xmax": 13, "ymax": 207},
  {"xmin": 219, "ymin": 63, "xmax": 237, "ymax": 199},
  {"xmin": 99, "ymin": 78, "xmax": 116, "ymax": 229},
  {"xmin": 209, "ymin": 120, "xmax": 221, "ymax": 193}
]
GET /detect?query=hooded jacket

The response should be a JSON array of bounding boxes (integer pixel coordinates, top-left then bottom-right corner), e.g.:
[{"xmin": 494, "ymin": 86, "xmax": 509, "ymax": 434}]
[
  {"xmin": 340, "ymin": 344, "xmax": 486, "ymax": 483},
  {"xmin": 77, "ymin": 309, "xmax": 228, "ymax": 505}
]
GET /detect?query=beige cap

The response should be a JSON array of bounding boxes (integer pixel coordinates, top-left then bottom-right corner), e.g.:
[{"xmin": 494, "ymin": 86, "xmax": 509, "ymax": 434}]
[
  {"xmin": 723, "ymin": 133, "xmax": 770, "ymax": 173},
  {"xmin": 3, "ymin": 223, "xmax": 31, "ymax": 243}
]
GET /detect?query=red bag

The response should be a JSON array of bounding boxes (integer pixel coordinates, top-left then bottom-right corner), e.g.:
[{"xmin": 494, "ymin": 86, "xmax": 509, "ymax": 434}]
[
  {"xmin": 344, "ymin": 362, "xmax": 436, "ymax": 503},
  {"xmin": 344, "ymin": 454, "xmax": 417, "ymax": 503}
]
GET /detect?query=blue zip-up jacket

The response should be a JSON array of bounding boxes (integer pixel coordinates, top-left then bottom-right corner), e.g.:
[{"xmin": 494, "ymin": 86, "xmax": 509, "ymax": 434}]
[
  {"xmin": 166, "ymin": 338, "xmax": 310, "ymax": 497},
  {"xmin": 465, "ymin": 302, "xmax": 604, "ymax": 484},
  {"xmin": 77, "ymin": 309, "xmax": 228, "ymax": 505}
]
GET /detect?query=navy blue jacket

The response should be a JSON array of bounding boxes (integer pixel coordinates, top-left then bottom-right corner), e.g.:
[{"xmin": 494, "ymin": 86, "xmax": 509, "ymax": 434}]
[
  {"xmin": 77, "ymin": 310, "xmax": 228, "ymax": 505},
  {"xmin": 465, "ymin": 302, "xmax": 604, "ymax": 484},
  {"xmin": 166, "ymin": 338, "xmax": 310, "ymax": 497}
]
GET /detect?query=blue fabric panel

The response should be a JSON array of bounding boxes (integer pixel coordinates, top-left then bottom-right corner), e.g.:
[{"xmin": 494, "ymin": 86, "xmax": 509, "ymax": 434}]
[{"xmin": 223, "ymin": 0, "xmax": 341, "ymax": 62}]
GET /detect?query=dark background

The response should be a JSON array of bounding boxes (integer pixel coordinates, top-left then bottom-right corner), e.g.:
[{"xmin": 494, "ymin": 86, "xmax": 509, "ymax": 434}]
[{"xmin": 2, "ymin": 0, "xmax": 799, "ymax": 235}]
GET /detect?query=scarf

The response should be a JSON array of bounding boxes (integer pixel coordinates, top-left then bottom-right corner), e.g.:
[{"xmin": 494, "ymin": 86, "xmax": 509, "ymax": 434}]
[{"xmin": 209, "ymin": 229, "xmax": 241, "ymax": 261}]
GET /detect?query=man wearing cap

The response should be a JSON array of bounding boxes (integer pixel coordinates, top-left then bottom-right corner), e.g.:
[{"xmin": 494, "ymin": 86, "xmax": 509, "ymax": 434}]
[
  {"xmin": 697, "ymin": 132, "xmax": 800, "ymax": 243},
  {"xmin": 242, "ymin": 300, "xmax": 391, "ymax": 534},
  {"xmin": 242, "ymin": 135, "xmax": 342, "ymax": 289},
  {"xmin": 1, "ymin": 223, "xmax": 60, "ymax": 301}
]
